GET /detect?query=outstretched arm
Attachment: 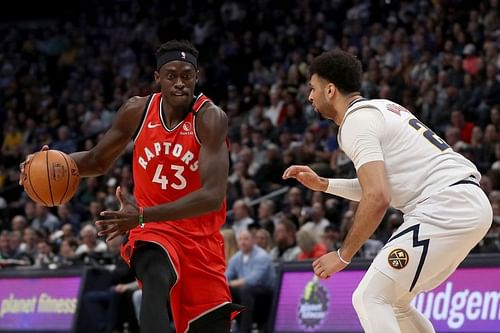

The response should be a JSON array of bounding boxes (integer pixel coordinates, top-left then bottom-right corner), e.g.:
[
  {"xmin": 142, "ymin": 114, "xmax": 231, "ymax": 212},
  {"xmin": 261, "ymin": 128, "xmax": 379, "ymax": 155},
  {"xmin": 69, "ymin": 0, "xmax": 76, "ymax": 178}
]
[
  {"xmin": 70, "ymin": 96, "xmax": 145, "ymax": 177},
  {"xmin": 282, "ymin": 165, "xmax": 362, "ymax": 201}
]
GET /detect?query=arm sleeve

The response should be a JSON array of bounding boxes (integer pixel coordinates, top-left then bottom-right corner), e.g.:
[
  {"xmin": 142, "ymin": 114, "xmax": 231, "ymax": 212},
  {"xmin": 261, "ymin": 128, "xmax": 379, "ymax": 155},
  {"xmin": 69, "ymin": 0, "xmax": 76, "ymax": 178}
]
[
  {"xmin": 325, "ymin": 178, "xmax": 362, "ymax": 202},
  {"xmin": 340, "ymin": 108, "xmax": 385, "ymax": 170}
]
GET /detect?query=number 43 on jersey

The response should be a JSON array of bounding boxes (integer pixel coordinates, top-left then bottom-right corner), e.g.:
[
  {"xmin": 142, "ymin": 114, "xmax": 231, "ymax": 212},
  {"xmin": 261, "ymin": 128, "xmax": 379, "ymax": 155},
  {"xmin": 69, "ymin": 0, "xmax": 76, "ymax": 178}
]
[{"xmin": 152, "ymin": 164, "xmax": 187, "ymax": 190}]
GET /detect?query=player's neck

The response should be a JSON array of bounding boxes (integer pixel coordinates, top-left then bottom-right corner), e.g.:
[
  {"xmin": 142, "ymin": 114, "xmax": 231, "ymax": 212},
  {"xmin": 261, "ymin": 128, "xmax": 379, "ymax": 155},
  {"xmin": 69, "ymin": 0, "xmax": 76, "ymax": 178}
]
[
  {"xmin": 345, "ymin": 92, "xmax": 363, "ymax": 109},
  {"xmin": 335, "ymin": 92, "xmax": 363, "ymax": 125},
  {"xmin": 161, "ymin": 99, "xmax": 191, "ymax": 128}
]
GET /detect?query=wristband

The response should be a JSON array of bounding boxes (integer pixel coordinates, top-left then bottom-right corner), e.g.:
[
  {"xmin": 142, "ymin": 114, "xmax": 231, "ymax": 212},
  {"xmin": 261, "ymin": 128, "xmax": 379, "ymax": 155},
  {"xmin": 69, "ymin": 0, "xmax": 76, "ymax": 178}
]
[
  {"xmin": 337, "ymin": 249, "xmax": 351, "ymax": 265},
  {"xmin": 138, "ymin": 207, "xmax": 145, "ymax": 228}
]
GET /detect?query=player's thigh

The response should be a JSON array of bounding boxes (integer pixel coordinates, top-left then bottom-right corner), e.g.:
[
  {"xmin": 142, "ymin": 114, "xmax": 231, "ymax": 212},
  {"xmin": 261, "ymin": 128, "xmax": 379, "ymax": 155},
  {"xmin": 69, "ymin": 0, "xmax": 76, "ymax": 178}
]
[
  {"xmin": 132, "ymin": 242, "xmax": 177, "ymax": 290},
  {"xmin": 373, "ymin": 219, "xmax": 488, "ymax": 294}
]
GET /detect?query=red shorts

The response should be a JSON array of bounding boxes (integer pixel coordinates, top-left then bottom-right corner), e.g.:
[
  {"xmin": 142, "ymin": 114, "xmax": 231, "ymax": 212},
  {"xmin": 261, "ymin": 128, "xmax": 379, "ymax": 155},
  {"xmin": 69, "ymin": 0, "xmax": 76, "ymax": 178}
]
[{"xmin": 121, "ymin": 225, "xmax": 234, "ymax": 333}]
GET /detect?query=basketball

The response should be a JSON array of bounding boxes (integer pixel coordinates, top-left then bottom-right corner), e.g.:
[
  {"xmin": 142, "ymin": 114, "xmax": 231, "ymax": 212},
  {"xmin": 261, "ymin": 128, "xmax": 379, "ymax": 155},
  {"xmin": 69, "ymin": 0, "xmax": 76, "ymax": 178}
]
[{"xmin": 22, "ymin": 150, "xmax": 80, "ymax": 207}]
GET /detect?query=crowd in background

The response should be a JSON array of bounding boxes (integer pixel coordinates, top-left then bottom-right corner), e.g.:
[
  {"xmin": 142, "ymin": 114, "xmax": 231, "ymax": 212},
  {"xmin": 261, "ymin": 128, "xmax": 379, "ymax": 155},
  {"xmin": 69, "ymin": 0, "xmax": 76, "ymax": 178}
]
[{"xmin": 1, "ymin": 0, "xmax": 500, "ymax": 331}]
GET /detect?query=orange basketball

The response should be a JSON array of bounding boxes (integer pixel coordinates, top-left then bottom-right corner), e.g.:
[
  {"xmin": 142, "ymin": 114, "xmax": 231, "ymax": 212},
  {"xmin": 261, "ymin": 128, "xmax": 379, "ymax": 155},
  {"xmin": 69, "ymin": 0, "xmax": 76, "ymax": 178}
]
[{"xmin": 23, "ymin": 150, "xmax": 80, "ymax": 207}]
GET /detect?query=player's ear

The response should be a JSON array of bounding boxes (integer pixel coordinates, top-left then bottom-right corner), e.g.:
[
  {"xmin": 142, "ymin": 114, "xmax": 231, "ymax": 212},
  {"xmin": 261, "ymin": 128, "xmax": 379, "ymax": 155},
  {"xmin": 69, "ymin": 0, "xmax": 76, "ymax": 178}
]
[
  {"xmin": 196, "ymin": 69, "xmax": 200, "ymax": 83},
  {"xmin": 154, "ymin": 70, "xmax": 160, "ymax": 84},
  {"xmin": 326, "ymin": 83, "xmax": 335, "ymax": 98}
]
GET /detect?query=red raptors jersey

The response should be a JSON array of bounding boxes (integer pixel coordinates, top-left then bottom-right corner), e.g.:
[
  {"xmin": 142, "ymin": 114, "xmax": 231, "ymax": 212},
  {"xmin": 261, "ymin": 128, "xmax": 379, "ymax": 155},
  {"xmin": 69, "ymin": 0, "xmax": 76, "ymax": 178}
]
[{"xmin": 131, "ymin": 92, "xmax": 227, "ymax": 237}]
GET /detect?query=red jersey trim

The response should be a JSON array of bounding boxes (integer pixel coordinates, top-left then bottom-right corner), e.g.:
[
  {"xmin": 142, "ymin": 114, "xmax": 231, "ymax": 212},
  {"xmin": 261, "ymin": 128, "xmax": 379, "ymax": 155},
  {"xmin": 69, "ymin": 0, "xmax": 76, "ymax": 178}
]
[
  {"xmin": 192, "ymin": 94, "xmax": 212, "ymax": 144},
  {"xmin": 192, "ymin": 93, "xmax": 210, "ymax": 113}
]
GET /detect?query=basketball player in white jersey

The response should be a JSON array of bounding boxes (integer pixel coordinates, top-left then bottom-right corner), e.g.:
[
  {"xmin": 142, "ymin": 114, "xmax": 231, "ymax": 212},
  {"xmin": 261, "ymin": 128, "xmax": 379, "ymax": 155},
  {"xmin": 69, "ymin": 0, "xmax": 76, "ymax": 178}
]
[{"xmin": 283, "ymin": 50, "xmax": 492, "ymax": 333}]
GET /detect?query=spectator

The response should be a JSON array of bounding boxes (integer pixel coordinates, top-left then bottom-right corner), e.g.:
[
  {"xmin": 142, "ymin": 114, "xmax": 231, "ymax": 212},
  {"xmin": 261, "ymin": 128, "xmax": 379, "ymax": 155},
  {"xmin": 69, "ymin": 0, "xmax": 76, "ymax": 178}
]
[
  {"xmin": 254, "ymin": 229, "xmax": 273, "ymax": 253},
  {"xmin": 300, "ymin": 202, "xmax": 331, "ymax": 241},
  {"xmin": 230, "ymin": 199, "xmax": 254, "ymax": 237},
  {"xmin": 31, "ymin": 204, "xmax": 61, "ymax": 233},
  {"xmin": 226, "ymin": 230, "xmax": 275, "ymax": 333},
  {"xmin": 33, "ymin": 239, "xmax": 57, "ymax": 268},
  {"xmin": 10, "ymin": 215, "xmax": 27, "ymax": 232},
  {"xmin": 450, "ymin": 109, "xmax": 475, "ymax": 143},
  {"xmin": 19, "ymin": 227, "xmax": 40, "ymax": 258},
  {"xmin": 51, "ymin": 125, "xmax": 77, "ymax": 153},
  {"xmin": 75, "ymin": 224, "xmax": 107, "ymax": 257},
  {"xmin": 270, "ymin": 218, "xmax": 300, "ymax": 262},
  {"xmin": 248, "ymin": 199, "xmax": 276, "ymax": 236},
  {"xmin": 56, "ymin": 238, "xmax": 79, "ymax": 267},
  {"xmin": 321, "ymin": 224, "xmax": 342, "ymax": 252},
  {"xmin": 221, "ymin": 228, "xmax": 238, "ymax": 264},
  {"xmin": 296, "ymin": 229, "xmax": 327, "ymax": 260}
]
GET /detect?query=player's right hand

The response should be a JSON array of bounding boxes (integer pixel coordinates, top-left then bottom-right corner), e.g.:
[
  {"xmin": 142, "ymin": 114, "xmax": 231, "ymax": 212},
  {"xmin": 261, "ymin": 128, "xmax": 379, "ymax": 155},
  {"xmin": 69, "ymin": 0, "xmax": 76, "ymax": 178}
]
[
  {"xmin": 282, "ymin": 165, "xmax": 328, "ymax": 192},
  {"xmin": 19, "ymin": 145, "xmax": 50, "ymax": 186}
]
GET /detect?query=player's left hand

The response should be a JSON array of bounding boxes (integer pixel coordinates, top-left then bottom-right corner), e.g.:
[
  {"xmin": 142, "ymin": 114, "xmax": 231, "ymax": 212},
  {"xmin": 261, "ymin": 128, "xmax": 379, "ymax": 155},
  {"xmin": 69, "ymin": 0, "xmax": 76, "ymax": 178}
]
[
  {"xmin": 96, "ymin": 186, "xmax": 139, "ymax": 242},
  {"xmin": 312, "ymin": 251, "xmax": 349, "ymax": 280}
]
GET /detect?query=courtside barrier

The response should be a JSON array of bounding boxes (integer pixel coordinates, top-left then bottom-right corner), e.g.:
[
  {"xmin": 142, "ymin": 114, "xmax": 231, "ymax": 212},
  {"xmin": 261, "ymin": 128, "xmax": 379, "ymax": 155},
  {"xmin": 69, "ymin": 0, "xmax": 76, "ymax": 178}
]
[{"xmin": 270, "ymin": 254, "xmax": 500, "ymax": 333}]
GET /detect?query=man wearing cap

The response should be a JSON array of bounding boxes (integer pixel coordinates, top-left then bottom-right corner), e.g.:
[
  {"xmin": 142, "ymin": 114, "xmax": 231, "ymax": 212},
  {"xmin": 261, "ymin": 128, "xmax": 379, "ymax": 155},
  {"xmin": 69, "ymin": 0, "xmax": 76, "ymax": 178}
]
[{"xmin": 24, "ymin": 40, "xmax": 241, "ymax": 332}]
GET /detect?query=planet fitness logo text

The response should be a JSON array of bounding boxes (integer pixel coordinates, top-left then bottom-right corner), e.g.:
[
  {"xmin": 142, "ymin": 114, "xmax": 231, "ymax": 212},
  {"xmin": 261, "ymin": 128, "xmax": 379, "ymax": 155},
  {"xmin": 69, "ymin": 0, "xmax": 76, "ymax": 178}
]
[{"xmin": 298, "ymin": 277, "xmax": 329, "ymax": 331}]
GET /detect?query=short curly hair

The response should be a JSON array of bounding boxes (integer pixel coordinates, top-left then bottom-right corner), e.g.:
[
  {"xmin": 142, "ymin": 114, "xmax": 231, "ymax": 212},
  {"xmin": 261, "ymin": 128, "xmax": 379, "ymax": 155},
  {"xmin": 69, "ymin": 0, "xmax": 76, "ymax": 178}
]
[{"xmin": 309, "ymin": 50, "xmax": 362, "ymax": 94}]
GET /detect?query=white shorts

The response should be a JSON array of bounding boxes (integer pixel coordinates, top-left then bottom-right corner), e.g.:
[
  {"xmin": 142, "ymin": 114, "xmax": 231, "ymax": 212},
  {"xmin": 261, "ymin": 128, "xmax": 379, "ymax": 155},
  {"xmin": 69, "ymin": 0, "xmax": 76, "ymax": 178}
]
[{"xmin": 372, "ymin": 182, "xmax": 492, "ymax": 293}]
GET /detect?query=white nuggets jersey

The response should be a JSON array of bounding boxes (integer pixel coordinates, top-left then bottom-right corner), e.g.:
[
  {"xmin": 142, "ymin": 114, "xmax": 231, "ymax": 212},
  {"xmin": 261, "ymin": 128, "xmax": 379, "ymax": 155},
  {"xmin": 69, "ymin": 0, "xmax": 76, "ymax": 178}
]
[{"xmin": 338, "ymin": 99, "xmax": 480, "ymax": 213}]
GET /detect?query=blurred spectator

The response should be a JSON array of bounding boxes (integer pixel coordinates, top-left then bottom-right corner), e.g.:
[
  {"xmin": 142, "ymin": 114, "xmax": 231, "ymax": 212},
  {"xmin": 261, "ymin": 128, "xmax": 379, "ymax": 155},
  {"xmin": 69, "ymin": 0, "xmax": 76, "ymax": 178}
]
[
  {"xmin": 19, "ymin": 227, "xmax": 40, "ymax": 258},
  {"xmin": 33, "ymin": 239, "xmax": 57, "ymax": 268},
  {"xmin": 51, "ymin": 125, "xmax": 77, "ymax": 153},
  {"xmin": 75, "ymin": 224, "xmax": 107, "ymax": 257},
  {"xmin": 31, "ymin": 204, "xmax": 61, "ymax": 233},
  {"xmin": 56, "ymin": 238, "xmax": 79, "ymax": 267},
  {"xmin": 450, "ymin": 109, "xmax": 475, "ymax": 143},
  {"xmin": 253, "ymin": 143, "xmax": 285, "ymax": 193},
  {"xmin": 296, "ymin": 229, "xmax": 327, "ymax": 260},
  {"xmin": 230, "ymin": 199, "xmax": 254, "ymax": 237},
  {"xmin": 281, "ymin": 186, "xmax": 304, "ymax": 219},
  {"xmin": 221, "ymin": 228, "xmax": 238, "ymax": 264},
  {"xmin": 270, "ymin": 218, "xmax": 300, "ymax": 262},
  {"xmin": 226, "ymin": 230, "xmax": 275, "ymax": 333},
  {"xmin": 248, "ymin": 199, "xmax": 276, "ymax": 236},
  {"xmin": 1, "ymin": 124, "xmax": 23, "ymax": 166},
  {"xmin": 300, "ymin": 202, "xmax": 330, "ymax": 242},
  {"xmin": 321, "ymin": 224, "xmax": 342, "ymax": 252},
  {"xmin": 56, "ymin": 204, "xmax": 81, "ymax": 233},
  {"xmin": 10, "ymin": 215, "xmax": 27, "ymax": 232},
  {"xmin": 254, "ymin": 229, "xmax": 273, "ymax": 253}
]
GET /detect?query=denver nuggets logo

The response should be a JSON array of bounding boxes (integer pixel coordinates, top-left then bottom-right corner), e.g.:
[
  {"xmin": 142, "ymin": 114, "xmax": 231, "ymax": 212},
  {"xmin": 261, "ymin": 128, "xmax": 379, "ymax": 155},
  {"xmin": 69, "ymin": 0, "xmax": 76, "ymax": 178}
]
[{"xmin": 388, "ymin": 249, "xmax": 409, "ymax": 269}]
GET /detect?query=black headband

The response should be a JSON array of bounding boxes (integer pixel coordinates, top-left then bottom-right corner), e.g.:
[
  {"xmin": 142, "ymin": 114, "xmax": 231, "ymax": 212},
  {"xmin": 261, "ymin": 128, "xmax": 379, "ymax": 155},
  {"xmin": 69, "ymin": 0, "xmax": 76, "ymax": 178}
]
[{"xmin": 156, "ymin": 51, "xmax": 198, "ymax": 70}]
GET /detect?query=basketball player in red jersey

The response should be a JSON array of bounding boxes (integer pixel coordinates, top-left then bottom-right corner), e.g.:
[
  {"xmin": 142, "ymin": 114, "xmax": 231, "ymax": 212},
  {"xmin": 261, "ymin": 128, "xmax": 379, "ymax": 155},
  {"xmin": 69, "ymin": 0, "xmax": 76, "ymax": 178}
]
[{"xmin": 20, "ymin": 40, "xmax": 241, "ymax": 332}]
